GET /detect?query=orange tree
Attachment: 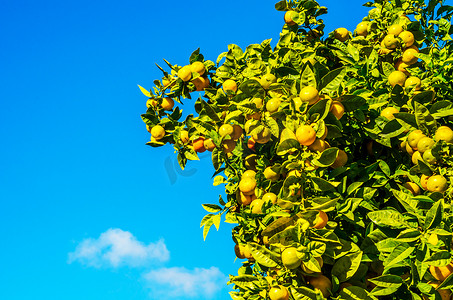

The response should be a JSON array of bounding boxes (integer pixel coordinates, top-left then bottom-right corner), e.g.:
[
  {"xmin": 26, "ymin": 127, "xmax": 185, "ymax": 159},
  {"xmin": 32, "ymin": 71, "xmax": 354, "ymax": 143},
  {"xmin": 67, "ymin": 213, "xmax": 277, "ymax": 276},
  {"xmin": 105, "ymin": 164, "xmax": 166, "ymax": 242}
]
[{"xmin": 139, "ymin": 0, "xmax": 453, "ymax": 298}]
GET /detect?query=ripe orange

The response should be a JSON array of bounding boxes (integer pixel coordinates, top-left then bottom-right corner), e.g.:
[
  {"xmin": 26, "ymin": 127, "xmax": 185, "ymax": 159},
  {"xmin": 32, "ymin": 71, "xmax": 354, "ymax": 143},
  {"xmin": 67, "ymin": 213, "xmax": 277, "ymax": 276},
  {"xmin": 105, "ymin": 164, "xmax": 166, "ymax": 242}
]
[
  {"xmin": 231, "ymin": 125, "xmax": 243, "ymax": 140},
  {"xmin": 380, "ymin": 107, "xmax": 399, "ymax": 120},
  {"xmin": 239, "ymin": 191, "xmax": 256, "ymax": 206},
  {"xmin": 435, "ymin": 126, "xmax": 453, "ymax": 143},
  {"xmin": 399, "ymin": 30, "xmax": 415, "ymax": 48},
  {"xmin": 395, "ymin": 59, "xmax": 411, "ymax": 76},
  {"xmin": 252, "ymin": 127, "xmax": 271, "ymax": 144},
  {"xmin": 177, "ymin": 65, "xmax": 192, "ymax": 82},
  {"xmin": 203, "ymin": 138, "xmax": 216, "ymax": 151},
  {"xmin": 161, "ymin": 97, "xmax": 174, "ymax": 110},
  {"xmin": 223, "ymin": 79, "xmax": 238, "ymax": 93},
  {"xmin": 334, "ymin": 27, "xmax": 349, "ymax": 42},
  {"xmin": 388, "ymin": 71, "xmax": 407, "ymax": 87},
  {"xmin": 281, "ymin": 247, "xmax": 301, "ymax": 269},
  {"xmin": 222, "ymin": 139, "xmax": 236, "ymax": 154},
  {"xmin": 405, "ymin": 76, "xmax": 421, "ymax": 90},
  {"xmin": 309, "ymin": 139, "xmax": 329, "ymax": 152},
  {"xmin": 190, "ymin": 61, "xmax": 205, "ymax": 76},
  {"xmin": 219, "ymin": 124, "xmax": 234, "ymax": 138},
  {"xmin": 416, "ymin": 136, "xmax": 435, "ymax": 153},
  {"xmin": 403, "ymin": 182, "xmax": 421, "ymax": 195},
  {"xmin": 239, "ymin": 177, "xmax": 257, "ymax": 196},
  {"xmin": 247, "ymin": 137, "xmax": 256, "ymax": 151},
  {"xmin": 402, "ymin": 47, "xmax": 419, "ymax": 65},
  {"xmin": 151, "ymin": 125, "xmax": 165, "ymax": 140},
  {"xmin": 284, "ymin": 11, "xmax": 297, "ymax": 26},
  {"xmin": 356, "ymin": 21, "xmax": 368, "ymax": 36},
  {"xmin": 260, "ymin": 73, "xmax": 277, "ymax": 89},
  {"xmin": 262, "ymin": 192, "xmax": 277, "ymax": 204},
  {"xmin": 430, "ymin": 263, "xmax": 453, "ymax": 281},
  {"xmin": 269, "ymin": 285, "xmax": 289, "ymax": 300},
  {"xmin": 299, "ymin": 86, "xmax": 319, "ymax": 105},
  {"xmin": 264, "ymin": 167, "xmax": 279, "ymax": 181},
  {"xmin": 235, "ymin": 244, "xmax": 253, "ymax": 259},
  {"xmin": 383, "ymin": 34, "xmax": 400, "ymax": 49},
  {"xmin": 180, "ymin": 130, "xmax": 190, "ymax": 144},
  {"xmin": 266, "ymin": 98, "xmax": 281, "ymax": 113},
  {"xmin": 407, "ymin": 130, "xmax": 426, "ymax": 149},
  {"xmin": 313, "ymin": 211, "xmax": 328, "ymax": 229},
  {"xmin": 146, "ymin": 98, "xmax": 158, "ymax": 108},
  {"xmin": 412, "ymin": 151, "xmax": 422, "ymax": 164},
  {"xmin": 330, "ymin": 101, "xmax": 345, "ymax": 119},
  {"xmin": 307, "ymin": 275, "xmax": 332, "ymax": 298},
  {"xmin": 251, "ymin": 199, "xmax": 265, "ymax": 214},
  {"xmin": 192, "ymin": 76, "xmax": 209, "ymax": 91},
  {"xmin": 421, "ymin": 174, "xmax": 430, "ymax": 190},
  {"xmin": 423, "ymin": 149, "xmax": 437, "ymax": 164},
  {"xmin": 331, "ymin": 150, "xmax": 348, "ymax": 168},
  {"xmin": 243, "ymin": 170, "xmax": 256, "ymax": 179},
  {"xmin": 193, "ymin": 137, "xmax": 206, "ymax": 153},
  {"xmin": 388, "ymin": 24, "xmax": 404, "ymax": 36},
  {"xmin": 423, "ymin": 282, "xmax": 451, "ymax": 300},
  {"xmin": 296, "ymin": 125, "xmax": 316, "ymax": 146},
  {"xmin": 427, "ymin": 175, "xmax": 448, "ymax": 193}
]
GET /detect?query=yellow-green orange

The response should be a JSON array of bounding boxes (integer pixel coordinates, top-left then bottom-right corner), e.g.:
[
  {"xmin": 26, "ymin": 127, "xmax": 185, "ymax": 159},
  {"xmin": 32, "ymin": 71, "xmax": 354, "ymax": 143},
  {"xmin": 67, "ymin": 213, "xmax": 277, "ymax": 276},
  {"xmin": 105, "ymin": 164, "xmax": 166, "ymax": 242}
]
[
  {"xmin": 151, "ymin": 125, "xmax": 165, "ymax": 140},
  {"xmin": 427, "ymin": 175, "xmax": 448, "ymax": 193},
  {"xmin": 281, "ymin": 247, "xmax": 301, "ymax": 269},
  {"xmin": 296, "ymin": 125, "xmax": 316, "ymax": 146},
  {"xmin": 334, "ymin": 27, "xmax": 349, "ymax": 42},
  {"xmin": 381, "ymin": 107, "xmax": 399, "ymax": 120},
  {"xmin": 388, "ymin": 71, "xmax": 407, "ymax": 87},
  {"xmin": 299, "ymin": 86, "xmax": 319, "ymax": 105},
  {"xmin": 435, "ymin": 126, "xmax": 453, "ymax": 143},
  {"xmin": 178, "ymin": 65, "xmax": 192, "ymax": 82}
]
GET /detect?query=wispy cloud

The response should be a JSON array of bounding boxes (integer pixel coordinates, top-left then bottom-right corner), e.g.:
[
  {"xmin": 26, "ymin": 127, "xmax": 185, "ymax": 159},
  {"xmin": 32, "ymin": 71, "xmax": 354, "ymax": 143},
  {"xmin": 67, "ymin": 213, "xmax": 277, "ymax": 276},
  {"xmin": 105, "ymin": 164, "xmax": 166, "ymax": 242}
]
[
  {"xmin": 68, "ymin": 228, "xmax": 170, "ymax": 268},
  {"xmin": 144, "ymin": 267, "xmax": 228, "ymax": 299}
]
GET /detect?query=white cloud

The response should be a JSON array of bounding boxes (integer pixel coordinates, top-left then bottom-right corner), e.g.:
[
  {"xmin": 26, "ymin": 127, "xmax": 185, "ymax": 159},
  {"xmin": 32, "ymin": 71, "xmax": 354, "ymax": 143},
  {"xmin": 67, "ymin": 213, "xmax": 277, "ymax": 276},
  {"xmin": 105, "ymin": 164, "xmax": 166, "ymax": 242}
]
[
  {"xmin": 144, "ymin": 266, "xmax": 228, "ymax": 299},
  {"xmin": 68, "ymin": 228, "xmax": 170, "ymax": 268}
]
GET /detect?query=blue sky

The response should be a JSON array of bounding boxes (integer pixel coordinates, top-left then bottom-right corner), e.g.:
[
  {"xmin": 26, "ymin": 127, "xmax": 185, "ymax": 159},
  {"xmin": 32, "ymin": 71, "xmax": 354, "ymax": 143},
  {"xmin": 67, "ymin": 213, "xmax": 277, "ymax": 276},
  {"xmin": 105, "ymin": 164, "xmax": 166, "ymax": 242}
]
[{"xmin": 0, "ymin": 0, "xmax": 369, "ymax": 299}]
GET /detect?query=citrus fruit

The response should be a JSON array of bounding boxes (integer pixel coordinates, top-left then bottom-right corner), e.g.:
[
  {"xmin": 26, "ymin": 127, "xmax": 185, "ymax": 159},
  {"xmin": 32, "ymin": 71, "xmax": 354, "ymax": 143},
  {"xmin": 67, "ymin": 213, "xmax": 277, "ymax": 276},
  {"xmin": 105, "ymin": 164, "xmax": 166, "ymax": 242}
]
[
  {"xmin": 243, "ymin": 170, "xmax": 256, "ymax": 179},
  {"xmin": 423, "ymin": 282, "xmax": 451, "ymax": 300},
  {"xmin": 203, "ymin": 138, "xmax": 216, "ymax": 151},
  {"xmin": 309, "ymin": 139, "xmax": 329, "ymax": 152},
  {"xmin": 264, "ymin": 167, "xmax": 279, "ymax": 181},
  {"xmin": 193, "ymin": 137, "xmax": 206, "ymax": 153},
  {"xmin": 330, "ymin": 101, "xmax": 345, "ymax": 119},
  {"xmin": 430, "ymin": 263, "xmax": 453, "ymax": 281},
  {"xmin": 383, "ymin": 34, "xmax": 400, "ymax": 49},
  {"xmin": 356, "ymin": 21, "xmax": 368, "ymax": 36},
  {"xmin": 421, "ymin": 174, "xmax": 430, "ymax": 190},
  {"xmin": 251, "ymin": 198, "xmax": 265, "ymax": 214},
  {"xmin": 399, "ymin": 30, "xmax": 415, "ymax": 48},
  {"xmin": 380, "ymin": 107, "xmax": 399, "ymax": 120},
  {"xmin": 307, "ymin": 275, "xmax": 332, "ymax": 298},
  {"xmin": 151, "ymin": 125, "xmax": 165, "ymax": 140},
  {"xmin": 334, "ymin": 27, "xmax": 349, "ymax": 42},
  {"xmin": 266, "ymin": 97, "xmax": 281, "ymax": 113},
  {"xmin": 239, "ymin": 177, "xmax": 257, "ymax": 196},
  {"xmin": 412, "ymin": 151, "xmax": 422, "ymax": 164},
  {"xmin": 239, "ymin": 191, "xmax": 256, "ymax": 206},
  {"xmin": 301, "ymin": 257, "xmax": 324, "ymax": 274},
  {"xmin": 331, "ymin": 150, "xmax": 348, "ymax": 168},
  {"xmin": 231, "ymin": 125, "xmax": 243, "ymax": 140},
  {"xmin": 262, "ymin": 192, "xmax": 277, "ymax": 204},
  {"xmin": 192, "ymin": 76, "xmax": 209, "ymax": 91},
  {"xmin": 223, "ymin": 79, "xmax": 238, "ymax": 93},
  {"xmin": 388, "ymin": 71, "xmax": 407, "ymax": 87},
  {"xmin": 269, "ymin": 285, "xmax": 289, "ymax": 300},
  {"xmin": 405, "ymin": 76, "xmax": 421, "ymax": 90},
  {"xmin": 252, "ymin": 97, "xmax": 264, "ymax": 109},
  {"xmin": 407, "ymin": 130, "xmax": 426, "ymax": 149},
  {"xmin": 146, "ymin": 98, "xmax": 158, "ymax": 108},
  {"xmin": 260, "ymin": 73, "xmax": 277, "ymax": 89},
  {"xmin": 296, "ymin": 125, "xmax": 316, "ymax": 146},
  {"xmin": 177, "ymin": 65, "xmax": 192, "ymax": 82},
  {"xmin": 284, "ymin": 11, "xmax": 297, "ymax": 26},
  {"xmin": 388, "ymin": 24, "xmax": 404, "ymax": 36},
  {"xmin": 222, "ymin": 139, "xmax": 236, "ymax": 153},
  {"xmin": 402, "ymin": 47, "xmax": 419, "ymax": 65},
  {"xmin": 281, "ymin": 247, "xmax": 301, "ymax": 269},
  {"xmin": 426, "ymin": 175, "xmax": 448, "ymax": 193},
  {"xmin": 190, "ymin": 61, "xmax": 205, "ymax": 75},
  {"xmin": 403, "ymin": 182, "xmax": 421, "ymax": 195},
  {"xmin": 417, "ymin": 136, "xmax": 435, "ymax": 153},
  {"xmin": 252, "ymin": 127, "xmax": 271, "ymax": 144},
  {"xmin": 219, "ymin": 124, "xmax": 234, "ymax": 138},
  {"xmin": 313, "ymin": 211, "xmax": 328, "ymax": 229},
  {"xmin": 247, "ymin": 137, "xmax": 256, "ymax": 151},
  {"xmin": 395, "ymin": 59, "xmax": 411, "ymax": 75},
  {"xmin": 299, "ymin": 86, "xmax": 319, "ymax": 105},
  {"xmin": 161, "ymin": 97, "xmax": 174, "ymax": 110},
  {"xmin": 435, "ymin": 126, "xmax": 453, "ymax": 143},
  {"xmin": 234, "ymin": 244, "xmax": 253, "ymax": 260},
  {"xmin": 423, "ymin": 149, "xmax": 437, "ymax": 164}
]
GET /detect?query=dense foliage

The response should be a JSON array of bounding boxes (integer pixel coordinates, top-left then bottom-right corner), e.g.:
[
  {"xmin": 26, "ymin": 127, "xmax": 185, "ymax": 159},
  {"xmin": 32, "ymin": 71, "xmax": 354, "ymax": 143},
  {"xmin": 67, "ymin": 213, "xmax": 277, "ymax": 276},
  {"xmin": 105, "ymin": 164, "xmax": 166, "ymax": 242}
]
[{"xmin": 140, "ymin": 0, "xmax": 453, "ymax": 298}]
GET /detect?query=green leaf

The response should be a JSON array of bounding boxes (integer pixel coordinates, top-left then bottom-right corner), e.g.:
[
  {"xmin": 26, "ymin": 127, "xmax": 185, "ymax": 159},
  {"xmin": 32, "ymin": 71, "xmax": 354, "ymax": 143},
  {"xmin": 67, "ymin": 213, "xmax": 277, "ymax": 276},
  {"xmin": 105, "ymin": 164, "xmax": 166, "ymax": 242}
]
[
  {"xmin": 202, "ymin": 204, "xmax": 222, "ymax": 213},
  {"xmin": 300, "ymin": 62, "xmax": 317, "ymax": 89},
  {"xmin": 247, "ymin": 242, "xmax": 280, "ymax": 268},
  {"xmin": 312, "ymin": 147, "xmax": 339, "ymax": 167},
  {"xmin": 383, "ymin": 244, "xmax": 415, "ymax": 268},
  {"xmin": 367, "ymin": 210, "xmax": 409, "ymax": 229},
  {"xmin": 339, "ymin": 286, "xmax": 378, "ymax": 300},
  {"xmin": 319, "ymin": 67, "xmax": 346, "ymax": 93},
  {"xmin": 331, "ymin": 250, "xmax": 363, "ymax": 282},
  {"xmin": 424, "ymin": 250, "xmax": 451, "ymax": 267},
  {"xmin": 311, "ymin": 176, "xmax": 336, "ymax": 191},
  {"xmin": 415, "ymin": 102, "xmax": 437, "ymax": 136},
  {"xmin": 138, "ymin": 84, "xmax": 151, "ymax": 97},
  {"xmin": 189, "ymin": 48, "xmax": 204, "ymax": 64},
  {"xmin": 290, "ymin": 286, "xmax": 320, "ymax": 300},
  {"xmin": 213, "ymin": 175, "xmax": 227, "ymax": 186},
  {"xmin": 424, "ymin": 199, "xmax": 444, "ymax": 231},
  {"xmin": 369, "ymin": 275, "xmax": 403, "ymax": 296},
  {"xmin": 308, "ymin": 98, "xmax": 332, "ymax": 122}
]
